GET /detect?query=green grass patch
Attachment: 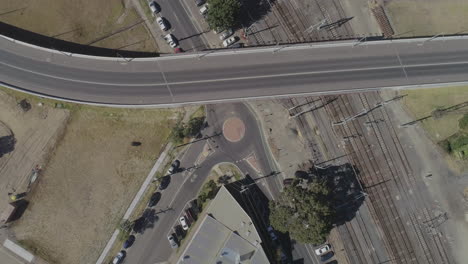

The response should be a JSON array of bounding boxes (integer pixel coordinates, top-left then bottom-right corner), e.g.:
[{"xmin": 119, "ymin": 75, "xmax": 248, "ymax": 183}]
[{"xmin": 139, "ymin": 0, "xmax": 155, "ymax": 21}]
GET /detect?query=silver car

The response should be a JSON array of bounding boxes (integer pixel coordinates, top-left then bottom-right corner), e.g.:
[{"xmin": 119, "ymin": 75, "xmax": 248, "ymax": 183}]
[
  {"xmin": 219, "ymin": 29, "xmax": 234, "ymax": 41},
  {"xmin": 149, "ymin": 1, "xmax": 160, "ymax": 14},
  {"xmin": 168, "ymin": 234, "xmax": 179, "ymax": 248},
  {"xmin": 222, "ymin": 36, "xmax": 238, "ymax": 47},
  {"xmin": 156, "ymin": 17, "xmax": 168, "ymax": 31}
]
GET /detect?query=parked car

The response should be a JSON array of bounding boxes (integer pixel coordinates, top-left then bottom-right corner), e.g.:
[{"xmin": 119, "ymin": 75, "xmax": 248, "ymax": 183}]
[
  {"xmin": 180, "ymin": 216, "xmax": 189, "ymax": 230},
  {"xmin": 148, "ymin": 192, "xmax": 162, "ymax": 207},
  {"xmin": 228, "ymin": 43, "xmax": 243, "ymax": 49},
  {"xmin": 149, "ymin": 1, "xmax": 160, "ymax": 14},
  {"xmin": 199, "ymin": 4, "xmax": 208, "ymax": 16},
  {"xmin": 283, "ymin": 178, "xmax": 294, "ymax": 186},
  {"xmin": 195, "ymin": 0, "xmax": 206, "ymax": 6},
  {"xmin": 320, "ymin": 251, "xmax": 334, "ymax": 262},
  {"xmin": 112, "ymin": 250, "xmax": 126, "ymax": 264},
  {"xmin": 123, "ymin": 235, "xmax": 135, "ymax": 249},
  {"xmin": 315, "ymin": 244, "xmax": 331, "ymax": 255},
  {"xmin": 174, "ymin": 47, "xmax": 184, "ymax": 53},
  {"xmin": 167, "ymin": 159, "xmax": 181, "ymax": 174},
  {"xmin": 159, "ymin": 176, "xmax": 171, "ymax": 190},
  {"xmin": 222, "ymin": 36, "xmax": 238, "ymax": 47},
  {"xmin": 164, "ymin": 34, "xmax": 178, "ymax": 48},
  {"xmin": 219, "ymin": 29, "xmax": 234, "ymax": 41},
  {"xmin": 325, "ymin": 261, "xmax": 338, "ymax": 264},
  {"xmin": 168, "ymin": 234, "xmax": 179, "ymax": 248},
  {"xmin": 156, "ymin": 17, "xmax": 168, "ymax": 31},
  {"xmin": 267, "ymin": 226, "xmax": 278, "ymax": 241},
  {"xmin": 295, "ymin": 170, "xmax": 309, "ymax": 179}
]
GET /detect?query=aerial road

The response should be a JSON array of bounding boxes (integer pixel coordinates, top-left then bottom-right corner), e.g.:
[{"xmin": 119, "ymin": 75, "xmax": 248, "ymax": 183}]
[{"xmin": 1, "ymin": 35, "xmax": 468, "ymax": 106}]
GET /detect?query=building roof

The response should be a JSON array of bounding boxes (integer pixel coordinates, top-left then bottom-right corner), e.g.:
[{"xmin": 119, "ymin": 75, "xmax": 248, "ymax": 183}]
[{"xmin": 178, "ymin": 186, "xmax": 269, "ymax": 264}]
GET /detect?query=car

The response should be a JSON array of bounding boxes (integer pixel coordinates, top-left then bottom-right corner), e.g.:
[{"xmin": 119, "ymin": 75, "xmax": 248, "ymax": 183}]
[
  {"xmin": 320, "ymin": 251, "xmax": 334, "ymax": 262},
  {"xmin": 325, "ymin": 261, "xmax": 338, "ymax": 264},
  {"xmin": 267, "ymin": 226, "xmax": 278, "ymax": 241},
  {"xmin": 295, "ymin": 170, "xmax": 309, "ymax": 179},
  {"xmin": 283, "ymin": 178, "xmax": 294, "ymax": 186},
  {"xmin": 167, "ymin": 160, "xmax": 181, "ymax": 174},
  {"xmin": 219, "ymin": 29, "xmax": 234, "ymax": 41},
  {"xmin": 222, "ymin": 36, "xmax": 238, "ymax": 47},
  {"xmin": 164, "ymin": 34, "xmax": 178, "ymax": 48},
  {"xmin": 156, "ymin": 17, "xmax": 168, "ymax": 31},
  {"xmin": 315, "ymin": 244, "xmax": 331, "ymax": 255},
  {"xmin": 199, "ymin": 5, "xmax": 208, "ymax": 16},
  {"xmin": 195, "ymin": 0, "xmax": 206, "ymax": 7},
  {"xmin": 148, "ymin": 192, "xmax": 162, "ymax": 207},
  {"xmin": 149, "ymin": 1, "xmax": 160, "ymax": 14},
  {"xmin": 123, "ymin": 235, "xmax": 135, "ymax": 249},
  {"xmin": 168, "ymin": 234, "xmax": 179, "ymax": 248},
  {"xmin": 174, "ymin": 47, "xmax": 184, "ymax": 53},
  {"xmin": 112, "ymin": 250, "xmax": 126, "ymax": 264},
  {"xmin": 180, "ymin": 216, "xmax": 189, "ymax": 230},
  {"xmin": 159, "ymin": 176, "xmax": 170, "ymax": 190},
  {"xmin": 228, "ymin": 43, "xmax": 243, "ymax": 49}
]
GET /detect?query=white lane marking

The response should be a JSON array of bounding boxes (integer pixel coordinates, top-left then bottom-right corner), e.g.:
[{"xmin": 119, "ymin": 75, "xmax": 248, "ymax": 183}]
[
  {"xmin": 156, "ymin": 60, "xmax": 174, "ymax": 101},
  {"xmin": 3, "ymin": 60, "xmax": 468, "ymax": 87}
]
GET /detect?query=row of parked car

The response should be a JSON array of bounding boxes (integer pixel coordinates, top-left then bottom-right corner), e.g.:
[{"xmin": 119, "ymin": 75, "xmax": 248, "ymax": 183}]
[
  {"xmin": 111, "ymin": 159, "xmax": 182, "ymax": 263},
  {"xmin": 148, "ymin": 1, "xmax": 181, "ymax": 51}
]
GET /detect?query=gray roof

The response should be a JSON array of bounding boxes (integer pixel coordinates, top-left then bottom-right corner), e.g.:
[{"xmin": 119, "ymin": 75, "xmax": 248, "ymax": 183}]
[{"xmin": 178, "ymin": 186, "xmax": 269, "ymax": 264}]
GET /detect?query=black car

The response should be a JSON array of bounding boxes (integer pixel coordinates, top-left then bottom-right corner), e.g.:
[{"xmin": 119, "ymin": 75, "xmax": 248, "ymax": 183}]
[
  {"xmin": 148, "ymin": 192, "xmax": 162, "ymax": 207},
  {"xmin": 195, "ymin": 0, "xmax": 206, "ymax": 7},
  {"xmin": 325, "ymin": 261, "xmax": 338, "ymax": 264},
  {"xmin": 123, "ymin": 235, "xmax": 135, "ymax": 249},
  {"xmin": 159, "ymin": 176, "xmax": 171, "ymax": 190},
  {"xmin": 320, "ymin": 251, "xmax": 334, "ymax": 262}
]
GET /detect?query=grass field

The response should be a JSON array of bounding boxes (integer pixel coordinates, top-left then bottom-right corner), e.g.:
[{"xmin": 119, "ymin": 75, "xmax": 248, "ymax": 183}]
[
  {"xmin": 1, "ymin": 0, "xmax": 155, "ymax": 51},
  {"xmin": 385, "ymin": 0, "xmax": 468, "ymax": 37},
  {"xmin": 401, "ymin": 86, "xmax": 468, "ymax": 141},
  {"xmin": 1, "ymin": 88, "xmax": 182, "ymax": 264}
]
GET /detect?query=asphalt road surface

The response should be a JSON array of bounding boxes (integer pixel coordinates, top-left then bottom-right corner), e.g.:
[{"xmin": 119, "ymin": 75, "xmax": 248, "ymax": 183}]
[
  {"xmin": 2, "ymin": 36, "xmax": 468, "ymax": 105},
  {"xmin": 155, "ymin": 0, "xmax": 207, "ymax": 52}
]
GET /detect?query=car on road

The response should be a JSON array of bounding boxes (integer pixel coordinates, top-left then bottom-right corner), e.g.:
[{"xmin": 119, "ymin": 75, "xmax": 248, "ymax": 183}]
[
  {"xmin": 156, "ymin": 17, "xmax": 168, "ymax": 31},
  {"xmin": 123, "ymin": 235, "xmax": 135, "ymax": 249},
  {"xmin": 168, "ymin": 234, "xmax": 179, "ymax": 248},
  {"xmin": 164, "ymin": 34, "xmax": 178, "ymax": 48},
  {"xmin": 195, "ymin": 0, "xmax": 206, "ymax": 7},
  {"xmin": 222, "ymin": 36, "xmax": 238, "ymax": 47},
  {"xmin": 219, "ymin": 29, "xmax": 234, "ymax": 41},
  {"xmin": 315, "ymin": 244, "xmax": 331, "ymax": 255},
  {"xmin": 267, "ymin": 226, "xmax": 278, "ymax": 241},
  {"xmin": 149, "ymin": 1, "xmax": 160, "ymax": 14},
  {"xmin": 112, "ymin": 250, "xmax": 126, "ymax": 264},
  {"xmin": 159, "ymin": 176, "xmax": 171, "ymax": 190},
  {"xmin": 180, "ymin": 216, "xmax": 189, "ymax": 230},
  {"xmin": 167, "ymin": 159, "xmax": 181, "ymax": 174},
  {"xmin": 320, "ymin": 251, "xmax": 334, "ymax": 262},
  {"xmin": 148, "ymin": 192, "xmax": 162, "ymax": 207}
]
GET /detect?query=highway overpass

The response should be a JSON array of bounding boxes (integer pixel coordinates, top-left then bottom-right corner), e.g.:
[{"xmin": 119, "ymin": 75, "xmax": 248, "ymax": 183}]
[{"xmin": 1, "ymin": 35, "xmax": 468, "ymax": 106}]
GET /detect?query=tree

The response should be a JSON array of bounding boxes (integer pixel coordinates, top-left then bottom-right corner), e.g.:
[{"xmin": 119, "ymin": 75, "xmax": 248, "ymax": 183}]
[
  {"xmin": 184, "ymin": 117, "xmax": 204, "ymax": 138},
  {"xmin": 207, "ymin": 0, "xmax": 241, "ymax": 30},
  {"xmin": 171, "ymin": 122, "xmax": 186, "ymax": 144},
  {"xmin": 269, "ymin": 179, "xmax": 335, "ymax": 244}
]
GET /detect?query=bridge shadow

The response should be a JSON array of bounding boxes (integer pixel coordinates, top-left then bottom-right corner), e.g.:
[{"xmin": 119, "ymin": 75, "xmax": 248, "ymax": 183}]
[{"xmin": 0, "ymin": 22, "xmax": 159, "ymax": 57}]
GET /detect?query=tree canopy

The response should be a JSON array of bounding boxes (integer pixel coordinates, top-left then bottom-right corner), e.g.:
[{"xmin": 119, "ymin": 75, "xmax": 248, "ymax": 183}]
[
  {"xmin": 207, "ymin": 0, "xmax": 241, "ymax": 30},
  {"xmin": 269, "ymin": 179, "xmax": 335, "ymax": 244}
]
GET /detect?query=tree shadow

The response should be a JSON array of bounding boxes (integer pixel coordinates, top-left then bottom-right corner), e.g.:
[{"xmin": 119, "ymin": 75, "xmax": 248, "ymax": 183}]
[
  {"xmin": 132, "ymin": 208, "xmax": 159, "ymax": 234},
  {"xmin": 0, "ymin": 135, "xmax": 16, "ymax": 158},
  {"xmin": 310, "ymin": 163, "xmax": 364, "ymax": 225},
  {"xmin": 238, "ymin": 0, "xmax": 272, "ymax": 30}
]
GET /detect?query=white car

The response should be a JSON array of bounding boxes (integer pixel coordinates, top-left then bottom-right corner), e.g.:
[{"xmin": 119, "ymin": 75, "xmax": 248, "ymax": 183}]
[
  {"xmin": 112, "ymin": 251, "xmax": 125, "ymax": 264},
  {"xmin": 199, "ymin": 5, "xmax": 208, "ymax": 16},
  {"xmin": 222, "ymin": 36, "xmax": 238, "ymax": 47},
  {"xmin": 149, "ymin": 1, "xmax": 160, "ymax": 14},
  {"xmin": 168, "ymin": 234, "xmax": 178, "ymax": 248},
  {"xmin": 180, "ymin": 216, "xmax": 189, "ymax": 230},
  {"xmin": 164, "ymin": 34, "xmax": 178, "ymax": 48},
  {"xmin": 219, "ymin": 29, "xmax": 234, "ymax": 41},
  {"xmin": 314, "ymin": 244, "xmax": 331, "ymax": 256},
  {"xmin": 156, "ymin": 17, "xmax": 168, "ymax": 31}
]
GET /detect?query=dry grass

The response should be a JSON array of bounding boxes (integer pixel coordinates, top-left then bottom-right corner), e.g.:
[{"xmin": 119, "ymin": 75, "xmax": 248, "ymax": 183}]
[
  {"xmin": 385, "ymin": 0, "xmax": 468, "ymax": 37},
  {"xmin": 9, "ymin": 99, "xmax": 180, "ymax": 264},
  {"xmin": 0, "ymin": 0, "xmax": 155, "ymax": 51},
  {"xmin": 401, "ymin": 86, "xmax": 468, "ymax": 141}
]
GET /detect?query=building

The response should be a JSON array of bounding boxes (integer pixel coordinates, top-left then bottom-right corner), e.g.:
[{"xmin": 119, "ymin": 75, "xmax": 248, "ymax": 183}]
[{"xmin": 178, "ymin": 185, "xmax": 272, "ymax": 264}]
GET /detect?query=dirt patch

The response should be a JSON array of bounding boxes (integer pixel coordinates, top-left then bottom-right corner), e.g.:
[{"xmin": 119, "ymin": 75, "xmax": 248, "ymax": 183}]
[
  {"xmin": 0, "ymin": 0, "xmax": 155, "ymax": 52},
  {"xmin": 0, "ymin": 89, "xmax": 69, "ymax": 227},
  {"xmin": 8, "ymin": 99, "xmax": 180, "ymax": 264},
  {"xmin": 384, "ymin": 0, "xmax": 468, "ymax": 37}
]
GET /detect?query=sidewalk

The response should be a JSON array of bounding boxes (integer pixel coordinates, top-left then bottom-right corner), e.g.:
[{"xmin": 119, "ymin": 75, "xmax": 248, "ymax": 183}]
[{"xmin": 95, "ymin": 142, "xmax": 173, "ymax": 264}]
